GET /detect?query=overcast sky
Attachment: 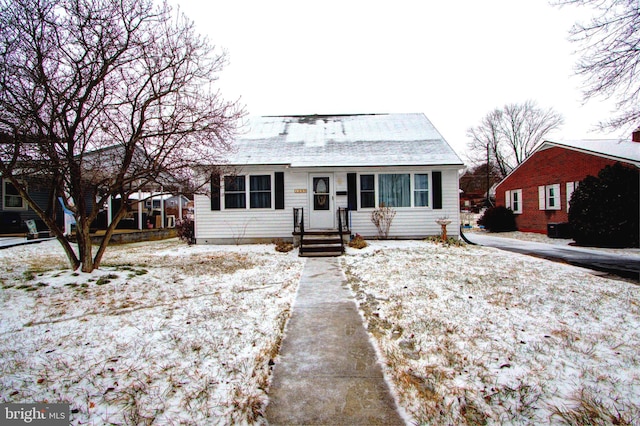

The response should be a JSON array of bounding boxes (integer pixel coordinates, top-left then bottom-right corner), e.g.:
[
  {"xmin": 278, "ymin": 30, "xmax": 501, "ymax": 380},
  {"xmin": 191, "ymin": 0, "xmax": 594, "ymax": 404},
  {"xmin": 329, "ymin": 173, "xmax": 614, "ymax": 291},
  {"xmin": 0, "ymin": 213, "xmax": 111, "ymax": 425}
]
[{"xmin": 174, "ymin": 0, "xmax": 620, "ymax": 160}]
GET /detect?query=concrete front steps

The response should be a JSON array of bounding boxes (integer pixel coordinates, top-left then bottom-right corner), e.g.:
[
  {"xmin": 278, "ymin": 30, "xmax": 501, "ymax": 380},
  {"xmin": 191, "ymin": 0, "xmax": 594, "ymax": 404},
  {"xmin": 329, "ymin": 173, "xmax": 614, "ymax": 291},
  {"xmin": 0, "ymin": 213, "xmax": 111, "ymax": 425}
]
[{"xmin": 298, "ymin": 231, "xmax": 345, "ymax": 257}]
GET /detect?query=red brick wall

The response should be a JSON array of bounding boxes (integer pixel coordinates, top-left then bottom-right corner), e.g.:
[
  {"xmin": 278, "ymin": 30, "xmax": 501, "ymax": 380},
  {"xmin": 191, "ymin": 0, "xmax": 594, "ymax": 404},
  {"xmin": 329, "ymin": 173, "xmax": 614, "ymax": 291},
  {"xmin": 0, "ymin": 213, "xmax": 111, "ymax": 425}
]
[{"xmin": 495, "ymin": 147, "xmax": 625, "ymax": 233}]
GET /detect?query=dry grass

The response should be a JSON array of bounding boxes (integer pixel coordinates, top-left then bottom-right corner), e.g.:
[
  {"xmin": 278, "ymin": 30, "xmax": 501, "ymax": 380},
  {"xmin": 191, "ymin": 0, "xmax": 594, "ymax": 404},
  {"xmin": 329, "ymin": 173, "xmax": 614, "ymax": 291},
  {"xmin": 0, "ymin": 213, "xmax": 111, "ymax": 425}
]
[
  {"xmin": 550, "ymin": 388, "xmax": 635, "ymax": 425},
  {"xmin": 0, "ymin": 239, "xmax": 304, "ymax": 425},
  {"xmin": 343, "ymin": 241, "xmax": 640, "ymax": 425}
]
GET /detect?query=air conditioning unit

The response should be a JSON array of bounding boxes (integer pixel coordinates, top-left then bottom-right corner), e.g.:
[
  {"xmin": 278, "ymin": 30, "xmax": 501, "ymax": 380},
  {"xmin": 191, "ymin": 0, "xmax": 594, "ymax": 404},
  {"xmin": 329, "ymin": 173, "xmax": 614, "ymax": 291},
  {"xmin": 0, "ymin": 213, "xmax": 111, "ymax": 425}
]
[{"xmin": 547, "ymin": 222, "xmax": 572, "ymax": 239}]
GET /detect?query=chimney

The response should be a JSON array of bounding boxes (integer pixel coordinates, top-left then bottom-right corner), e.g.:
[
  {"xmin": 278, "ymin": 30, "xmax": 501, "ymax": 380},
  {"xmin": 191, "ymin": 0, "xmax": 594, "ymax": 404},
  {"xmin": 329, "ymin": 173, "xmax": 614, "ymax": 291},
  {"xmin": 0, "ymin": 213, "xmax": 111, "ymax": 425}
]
[{"xmin": 633, "ymin": 127, "xmax": 640, "ymax": 142}]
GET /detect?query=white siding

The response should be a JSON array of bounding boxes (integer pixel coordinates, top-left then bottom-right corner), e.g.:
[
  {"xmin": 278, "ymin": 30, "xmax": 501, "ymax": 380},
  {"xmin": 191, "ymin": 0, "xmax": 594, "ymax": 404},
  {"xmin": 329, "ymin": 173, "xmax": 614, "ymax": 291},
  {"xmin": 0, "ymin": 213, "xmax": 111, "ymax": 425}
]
[
  {"xmin": 194, "ymin": 165, "xmax": 462, "ymax": 243},
  {"xmin": 195, "ymin": 166, "xmax": 299, "ymax": 244},
  {"xmin": 348, "ymin": 167, "xmax": 459, "ymax": 239}
]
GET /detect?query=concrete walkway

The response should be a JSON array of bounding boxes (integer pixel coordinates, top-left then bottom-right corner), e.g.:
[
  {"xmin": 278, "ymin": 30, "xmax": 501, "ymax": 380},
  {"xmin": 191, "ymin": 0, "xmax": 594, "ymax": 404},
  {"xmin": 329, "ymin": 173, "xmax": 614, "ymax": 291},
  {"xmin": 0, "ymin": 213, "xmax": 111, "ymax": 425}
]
[{"xmin": 265, "ymin": 257, "xmax": 405, "ymax": 425}]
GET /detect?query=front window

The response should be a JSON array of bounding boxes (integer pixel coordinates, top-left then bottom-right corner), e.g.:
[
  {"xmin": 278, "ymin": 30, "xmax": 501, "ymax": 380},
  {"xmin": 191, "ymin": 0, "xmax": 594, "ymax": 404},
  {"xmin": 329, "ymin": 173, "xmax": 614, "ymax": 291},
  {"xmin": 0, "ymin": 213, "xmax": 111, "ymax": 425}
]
[
  {"xmin": 360, "ymin": 175, "xmax": 375, "ymax": 208},
  {"xmin": 539, "ymin": 184, "xmax": 561, "ymax": 211},
  {"xmin": 224, "ymin": 175, "xmax": 246, "ymax": 209},
  {"xmin": 3, "ymin": 179, "xmax": 27, "ymax": 210},
  {"xmin": 379, "ymin": 174, "xmax": 410, "ymax": 207},
  {"xmin": 250, "ymin": 175, "xmax": 271, "ymax": 208},
  {"xmin": 511, "ymin": 189, "xmax": 522, "ymax": 214},
  {"xmin": 546, "ymin": 184, "xmax": 560, "ymax": 210},
  {"xmin": 414, "ymin": 174, "xmax": 429, "ymax": 207}
]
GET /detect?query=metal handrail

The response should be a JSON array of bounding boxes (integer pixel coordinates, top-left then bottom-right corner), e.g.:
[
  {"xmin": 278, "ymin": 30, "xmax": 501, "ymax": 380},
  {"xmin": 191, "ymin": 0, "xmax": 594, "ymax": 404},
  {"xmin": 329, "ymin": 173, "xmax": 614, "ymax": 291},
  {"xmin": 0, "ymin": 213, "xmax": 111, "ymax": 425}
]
[
  {"xmin": 337, "ymin": 208, "xmax": 344, "ymax": 254},
  {"xmin": 337, "ymin": 207, "xmax": 350, "ymax": 233},
  {"xmin": 293, "ymin": 207, "xmax": 304, "ymax": 255},
  {"xmin": 337, "ymin": 207, "xmax": 349, "ymax": 254}
]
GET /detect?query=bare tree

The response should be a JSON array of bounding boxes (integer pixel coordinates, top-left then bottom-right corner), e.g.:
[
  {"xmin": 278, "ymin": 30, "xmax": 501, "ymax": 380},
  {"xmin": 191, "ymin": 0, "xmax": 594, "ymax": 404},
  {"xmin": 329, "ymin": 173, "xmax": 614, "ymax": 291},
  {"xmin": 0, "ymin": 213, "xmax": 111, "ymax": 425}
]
[
  {"xmin": 459, "ymin": 162, "xmax": 502, "ymax": 207},
  {"xmin": 467, "ymin": 101, "xmax": 564, "ymax": 178},
  {"xmin": 0, "ymin": 0, "xmax": 243, "ymax": 272},
  {"xmin": 554, "ymin": 0, "xmax": 640, "ymax": 131}
]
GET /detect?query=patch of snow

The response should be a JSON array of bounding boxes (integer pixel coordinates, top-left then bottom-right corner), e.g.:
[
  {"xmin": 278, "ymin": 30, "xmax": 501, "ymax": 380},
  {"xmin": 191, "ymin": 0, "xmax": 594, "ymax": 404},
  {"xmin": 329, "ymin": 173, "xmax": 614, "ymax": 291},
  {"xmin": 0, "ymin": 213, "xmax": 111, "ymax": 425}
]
[
  {"xmin": 0, "ymin": 239, "xmax": 304, "ymax": 425},
  {"xmin": 3, "ymin": 237, "xmax": 639, "ymax": 424},
  {"xmin": 342, "ymin": 240, "xmax": 640, "ymax": 424}
]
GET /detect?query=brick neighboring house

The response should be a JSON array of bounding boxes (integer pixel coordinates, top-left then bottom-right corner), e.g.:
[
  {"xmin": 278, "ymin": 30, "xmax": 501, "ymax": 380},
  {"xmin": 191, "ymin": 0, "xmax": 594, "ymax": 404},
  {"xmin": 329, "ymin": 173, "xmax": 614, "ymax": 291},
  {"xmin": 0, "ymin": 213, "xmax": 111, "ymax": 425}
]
[{"xmin": 495, "ymin": 133, "xmax": 640, "ymax": 234}]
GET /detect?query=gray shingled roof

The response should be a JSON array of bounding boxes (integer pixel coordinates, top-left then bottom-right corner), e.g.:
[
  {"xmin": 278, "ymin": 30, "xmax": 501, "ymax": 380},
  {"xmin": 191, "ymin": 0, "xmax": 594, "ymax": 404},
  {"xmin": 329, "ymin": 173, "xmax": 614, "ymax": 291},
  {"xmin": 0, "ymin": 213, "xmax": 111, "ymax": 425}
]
[{"xmin": 225, "ymin": 113, "xmax": 464, "ymax": 167}]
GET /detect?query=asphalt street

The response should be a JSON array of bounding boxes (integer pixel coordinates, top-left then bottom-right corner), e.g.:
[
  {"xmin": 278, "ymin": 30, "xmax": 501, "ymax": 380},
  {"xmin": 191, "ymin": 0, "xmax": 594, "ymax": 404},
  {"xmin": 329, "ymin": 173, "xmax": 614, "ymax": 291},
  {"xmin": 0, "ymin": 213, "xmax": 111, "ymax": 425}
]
[{"xmin": 462, "ymin": 231, "xmax": 640, "ymax": 281}]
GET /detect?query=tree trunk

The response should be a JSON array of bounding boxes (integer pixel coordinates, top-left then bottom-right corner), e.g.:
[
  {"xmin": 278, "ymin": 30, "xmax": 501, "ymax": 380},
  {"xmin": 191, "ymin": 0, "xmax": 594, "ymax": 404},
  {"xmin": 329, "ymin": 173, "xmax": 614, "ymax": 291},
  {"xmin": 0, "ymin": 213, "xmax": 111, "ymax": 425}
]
[
  {"xmin": 16, "ymin": 186, "xmax": 82, "ymax": 271},
  {"xmin": 92, "ymin": 206, "xmax": 129, "ymax": 270},
  {"xmin": 75, "ymin": 219, "xmax": 95, "ymax": 273},
  {"xmin": 56, "ymin": 235, "xmax": 81, "ymax": 271}
]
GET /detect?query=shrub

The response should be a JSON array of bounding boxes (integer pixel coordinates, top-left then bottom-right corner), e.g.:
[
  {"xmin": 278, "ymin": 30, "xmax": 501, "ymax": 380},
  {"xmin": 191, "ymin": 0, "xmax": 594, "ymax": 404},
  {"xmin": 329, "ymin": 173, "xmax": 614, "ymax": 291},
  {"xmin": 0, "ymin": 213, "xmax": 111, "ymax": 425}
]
[
  {"xmin": 371, "ymin": 203, "xmax": 396, "ymax": 239},
  {"xmin": 176, "ymin": 217, "xmax": 196, "ymax": 245},
  {"xmin": 274, "ymin": 239, "xmax": 294, "ymax": 253},
  {"xmin": 348, "ymin": 234, "xmax": 368, "ymax": 249},
  {"xmin": 477, "ymin": 206, "xmax": 517, "ymax": 232},
  {"xmin": 569, "ymin": 163, "xmax": 639, "ymax": 248},
  {"xmin": 426, "ymin": 235, "xmax": 465, "ymax": 247}
]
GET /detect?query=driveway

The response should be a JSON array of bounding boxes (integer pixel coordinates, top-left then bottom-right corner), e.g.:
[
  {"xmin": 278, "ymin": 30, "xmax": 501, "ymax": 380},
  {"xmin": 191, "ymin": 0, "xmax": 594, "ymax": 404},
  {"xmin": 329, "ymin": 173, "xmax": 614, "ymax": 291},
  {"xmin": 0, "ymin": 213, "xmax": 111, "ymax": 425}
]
[{"xmin": 462, "ymin": 231, "xmax": 640, "ymax": 281}]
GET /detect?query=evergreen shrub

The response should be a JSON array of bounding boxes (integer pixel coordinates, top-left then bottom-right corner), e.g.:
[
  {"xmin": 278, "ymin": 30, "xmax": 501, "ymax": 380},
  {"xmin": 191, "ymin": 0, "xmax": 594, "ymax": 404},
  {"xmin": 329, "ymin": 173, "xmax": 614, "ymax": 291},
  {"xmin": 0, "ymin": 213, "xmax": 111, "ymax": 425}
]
[
  {"xmin": 569, "ymin": 163, "xmax": 639, "ymax": 248},
  {"xmin": 478, "ymin": 206, "xmax": 517, "ymax": 232}
]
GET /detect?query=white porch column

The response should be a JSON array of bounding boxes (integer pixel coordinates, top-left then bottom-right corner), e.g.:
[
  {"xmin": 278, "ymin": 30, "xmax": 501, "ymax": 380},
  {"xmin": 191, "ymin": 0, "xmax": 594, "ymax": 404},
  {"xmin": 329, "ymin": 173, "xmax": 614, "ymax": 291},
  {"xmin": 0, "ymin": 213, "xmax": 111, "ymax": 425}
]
[
  {"xmin": 138, "ymin": 189, "xmax": 143, "ymax": 230},
  {"xmin": 107, "ymin": 196, "xmax": 113, "ymax": 227},
  {"xmin": 150, "ymin": 190, "xmax": 156, "ymax": 228},
  {"xmin": 160, "ymin": 186, "xmax": 165, "ymax": 228},
  {"xmin": 178, "ymin": 192, "xmax": 183, "ymax": 220}
]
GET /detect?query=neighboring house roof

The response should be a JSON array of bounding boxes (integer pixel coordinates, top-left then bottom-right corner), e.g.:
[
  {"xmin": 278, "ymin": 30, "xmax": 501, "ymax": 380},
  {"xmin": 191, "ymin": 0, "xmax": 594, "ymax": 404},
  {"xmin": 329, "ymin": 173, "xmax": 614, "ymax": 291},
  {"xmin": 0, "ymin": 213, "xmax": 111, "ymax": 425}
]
[
  {"xmin": 224, "ymin": 113, "xmax": 464, "ymax": 167},
  {"xmin": 497, "ymin": 138, "xmax": 640, "ymax": 189},
  {"xmin": 539, "ymin": 139, "xmax": 640, "ymax": 165}
]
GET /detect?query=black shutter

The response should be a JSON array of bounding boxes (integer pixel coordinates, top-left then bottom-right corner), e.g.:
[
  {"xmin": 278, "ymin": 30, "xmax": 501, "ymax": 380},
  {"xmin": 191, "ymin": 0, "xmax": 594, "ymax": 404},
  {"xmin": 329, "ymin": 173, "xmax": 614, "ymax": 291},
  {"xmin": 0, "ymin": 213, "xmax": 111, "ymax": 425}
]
[
  {"xmin": 210, "ymin": 173, "xmax": 221, "ymax": 211},
  {"xmin": 432, "ymin": 171, "xmax": 442, "ymax": 210},
  {"xmin": 347, "ymin": 173, "xmax": 357, "ymax": 211},
  {"xmin": 275, "ymin": 172, "xmax": 285, "ymax": 210}
]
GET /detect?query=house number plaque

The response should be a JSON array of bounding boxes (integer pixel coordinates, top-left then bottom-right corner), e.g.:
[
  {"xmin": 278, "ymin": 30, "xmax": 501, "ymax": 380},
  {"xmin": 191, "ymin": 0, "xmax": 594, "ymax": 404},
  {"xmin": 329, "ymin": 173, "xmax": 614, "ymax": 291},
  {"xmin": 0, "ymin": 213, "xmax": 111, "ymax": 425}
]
[{"xmin": 294, "ymin": 189, "xmax": 307, "ymax": 193}]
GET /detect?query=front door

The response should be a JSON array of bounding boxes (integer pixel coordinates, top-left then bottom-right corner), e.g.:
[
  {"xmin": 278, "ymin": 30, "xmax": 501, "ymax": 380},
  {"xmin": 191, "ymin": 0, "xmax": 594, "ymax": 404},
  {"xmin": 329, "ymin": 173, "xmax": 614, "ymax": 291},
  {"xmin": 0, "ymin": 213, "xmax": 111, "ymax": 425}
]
[{"xmin": 309, "ymin": 174, "xmax": 334, "ymax": 229}]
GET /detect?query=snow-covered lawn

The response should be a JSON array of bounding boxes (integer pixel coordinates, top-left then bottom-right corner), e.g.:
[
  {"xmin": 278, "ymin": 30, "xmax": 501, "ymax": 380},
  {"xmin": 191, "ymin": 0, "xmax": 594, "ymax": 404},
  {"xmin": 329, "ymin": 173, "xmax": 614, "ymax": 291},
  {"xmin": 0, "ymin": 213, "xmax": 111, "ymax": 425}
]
[
  {"xmin": 2, "ymin": 237, "xmax": 639, "ymax": 425},
  {"xmin": 343, "ymin": 240, "xmax": 640, "ymax": 425},
  {"xmin": 0, "ymin": 239, "xmax": 304, "ymax": 425}
]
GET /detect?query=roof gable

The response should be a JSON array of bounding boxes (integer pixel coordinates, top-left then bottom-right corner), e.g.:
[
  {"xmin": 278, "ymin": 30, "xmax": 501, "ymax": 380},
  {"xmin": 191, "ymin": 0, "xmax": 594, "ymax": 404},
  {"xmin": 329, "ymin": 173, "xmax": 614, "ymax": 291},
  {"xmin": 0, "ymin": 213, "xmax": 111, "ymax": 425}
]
[
  {"xmin": 224, "ymin": 113, "xmax": 463, "ymax": 167},
  {"xmin": 540, "ymin": 139, "xmax": 640, "ymax": 164},
  {"xmin": 496, "ymin": 138, "xmax": 640, "ymax": 191}
]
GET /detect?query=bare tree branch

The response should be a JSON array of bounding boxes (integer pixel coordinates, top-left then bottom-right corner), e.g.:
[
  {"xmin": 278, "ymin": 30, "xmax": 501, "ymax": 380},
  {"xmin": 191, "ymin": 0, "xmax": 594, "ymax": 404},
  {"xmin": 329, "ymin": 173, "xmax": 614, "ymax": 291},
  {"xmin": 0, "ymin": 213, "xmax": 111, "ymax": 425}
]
[
  {"xmin": 0, "ymin": 0, "xmax": 244, "ymax": 272},
  {"xmin": 552, "ymin": 0, "xmax": 640, "ymax": 131},
  {"xmin": 467, "ymin": 100, "xmax": 564, "ymax": 179}
]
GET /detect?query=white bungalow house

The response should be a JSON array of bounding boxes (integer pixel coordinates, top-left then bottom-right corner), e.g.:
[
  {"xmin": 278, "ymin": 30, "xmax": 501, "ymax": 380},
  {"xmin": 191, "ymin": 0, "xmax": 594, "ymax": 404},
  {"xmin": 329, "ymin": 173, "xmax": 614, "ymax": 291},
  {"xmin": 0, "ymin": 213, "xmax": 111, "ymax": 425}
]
[{"xmin": 193, "ymin": 113, "xmax": 464, "ymax": 253}]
